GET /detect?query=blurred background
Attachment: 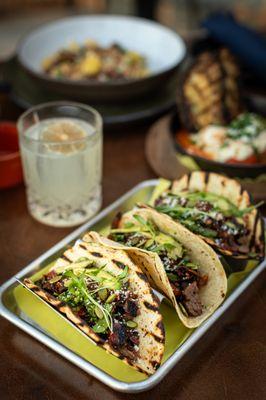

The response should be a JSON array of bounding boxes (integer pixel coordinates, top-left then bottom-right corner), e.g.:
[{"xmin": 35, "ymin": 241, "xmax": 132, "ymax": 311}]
[{"xmin": 1, "ymin": 0, "xmax": 266, "ymax": 59}]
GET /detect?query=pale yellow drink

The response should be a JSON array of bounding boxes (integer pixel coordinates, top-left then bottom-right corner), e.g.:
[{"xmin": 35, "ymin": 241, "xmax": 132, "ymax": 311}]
[{"xmin": 19, "ymin": 112, "xmax": 102, "ymax": 227}]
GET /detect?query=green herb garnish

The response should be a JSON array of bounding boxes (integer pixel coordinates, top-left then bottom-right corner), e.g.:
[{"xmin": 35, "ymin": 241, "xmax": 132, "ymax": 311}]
[
  {"xmin": 56, "ymin": 260, "xmax": 130, "ymax": 334},
  {"xmin": 167, "ymin": 273, "xmax": 178, "ymax": 282},
  {"xmin": 61, "ymin": 269, "xmax": 114, "ymax": 332},
  {"xmin": 126, "ymin": 320, "xmax": 138, "ymax": 328},
  {"xmin": 156, "ymin": 192, "xmax": 263, "ymax": 219},
  {"xmin": 227, "ymin": 113, "xmax": 266, "ymax": 140},
  {"xmin": 133, "ymin": 214, "xmax": 158, "ymax": 239}
]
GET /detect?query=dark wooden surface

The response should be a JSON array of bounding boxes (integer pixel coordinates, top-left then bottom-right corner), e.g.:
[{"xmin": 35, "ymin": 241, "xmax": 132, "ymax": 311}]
[{"xmin": 0, "ymin": 95, "xmax": 265, "ymax": 400}]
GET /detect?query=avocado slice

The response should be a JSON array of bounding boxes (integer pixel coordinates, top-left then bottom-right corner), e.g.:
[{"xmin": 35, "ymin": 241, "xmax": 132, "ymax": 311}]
[
  {"xmin": 97, "ymin": 270, "xmax": 122, "ymax": 290},
  {"xmin": 55, "ymin": 259, "xmax": 94, "ymax": 274},
  {"xmin": 154, "ymin": 232, "xmax": 184, "ymax": 258}
]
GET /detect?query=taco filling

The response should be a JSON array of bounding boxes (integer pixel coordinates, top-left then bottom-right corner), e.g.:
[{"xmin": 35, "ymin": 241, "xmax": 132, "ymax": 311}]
[
  {"xmin": 154, "ymin": 190, "xmax": 261, "ymax": 256},
  {"xmin": 109, "ymin": 215, "xmax": 208, "ymax": 317},
  {"xmin": 24, "ymin": 234, "xmax": 165, "ymax": 375},
  {"xmin": 35, "ymin": 258, "xmax": 140, "ymax": 361}
]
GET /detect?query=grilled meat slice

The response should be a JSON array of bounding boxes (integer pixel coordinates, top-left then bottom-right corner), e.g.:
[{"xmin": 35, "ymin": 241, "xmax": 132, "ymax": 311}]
[{"xmin": 183, "ymin": 281, "xmax": 203, "ymax": 317}]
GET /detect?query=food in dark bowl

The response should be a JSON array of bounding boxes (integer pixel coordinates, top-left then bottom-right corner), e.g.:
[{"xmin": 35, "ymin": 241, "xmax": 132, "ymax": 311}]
[
  {"xmin": 172, "ymin": 111, "xmax": 266, "ymax": 179},
  {"xmin": 176, "ymin": 113, "xmax": 266, "ymax": 165},
  {"xmin": 42, "ymin": 40, "xmax": 150, "ymax": 82},
  {"xmin": 174, "ymin": 41, "xmax": 266, "ymax": 178}
]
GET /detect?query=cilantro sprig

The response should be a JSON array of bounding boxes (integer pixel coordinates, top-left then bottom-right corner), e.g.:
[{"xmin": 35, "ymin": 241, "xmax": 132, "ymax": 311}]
[
  {"xmin": 133, "ymin": 214, "xmax": 158, "ymax": 239},
  {"xmin": 57, "ymin": 261, "xmax": 129, "ymax": 334},
  {"xmin": 156, "ymin": 192, "xmax": 263, "ymax": 219},
  {"xmin": 62, "ymin": 269, "xmax": 113, "ymax": 332}
]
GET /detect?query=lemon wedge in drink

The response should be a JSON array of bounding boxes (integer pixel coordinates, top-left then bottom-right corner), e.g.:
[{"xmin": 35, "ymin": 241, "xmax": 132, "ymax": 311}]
[{"xmin": 41, "ymin": 120, "xmax": 87, "ymax": 154}]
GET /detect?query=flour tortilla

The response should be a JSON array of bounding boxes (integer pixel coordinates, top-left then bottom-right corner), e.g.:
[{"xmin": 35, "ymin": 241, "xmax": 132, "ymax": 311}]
[
  {"xmin": 24, "ymin": 232, "xmax": 165, "ymax": 375},
  {"xmin": 93, "ymin": 209, "xmax": 227, "ymax": 329},
  {"xmin": 153, "ymin": 172, "xmax": 265, "ymax": 259}
]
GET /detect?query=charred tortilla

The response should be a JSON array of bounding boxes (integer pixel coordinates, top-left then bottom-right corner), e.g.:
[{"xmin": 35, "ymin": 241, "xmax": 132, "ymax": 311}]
[
  {"xmin": 24, "ymin": 232, "xmax": 165, "ymax": 375},
  {"xmin": 100, "ymin": 208, "xmax": 227, "ymax": 328},
  {"xmin": 152, "ymin": 172, "xmax": 265, "ymax": 259},
  {"xmin": 177, "ymin": 48, "xmax": 243, "ymax": 132}
]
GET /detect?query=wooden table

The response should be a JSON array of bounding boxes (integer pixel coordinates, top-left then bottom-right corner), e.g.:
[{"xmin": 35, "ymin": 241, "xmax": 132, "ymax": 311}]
[{"xmin": 0, "ymin": 96, "xmax": 265, "ymax": 400}]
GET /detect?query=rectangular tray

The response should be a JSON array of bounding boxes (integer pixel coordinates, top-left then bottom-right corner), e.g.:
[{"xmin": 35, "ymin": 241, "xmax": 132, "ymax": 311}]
[{"xmin": 0, "ymin": 179, "xmax": 265, "ymax": 393}]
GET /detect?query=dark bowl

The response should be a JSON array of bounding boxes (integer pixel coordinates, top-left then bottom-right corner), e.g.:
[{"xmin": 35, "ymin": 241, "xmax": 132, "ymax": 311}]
[
  {"xmin": 171, "ymin": 114, "xmax": 266, "ymax": 179},
  {"xmin": 17, "ymin": 15, "xmax": 186, "ymax": 103}
]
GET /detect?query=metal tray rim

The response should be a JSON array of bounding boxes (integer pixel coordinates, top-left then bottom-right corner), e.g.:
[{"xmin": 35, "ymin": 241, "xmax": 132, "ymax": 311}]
[{"xmin": 1, "ymin": 179, "xmax": 265, "ymax": 393}]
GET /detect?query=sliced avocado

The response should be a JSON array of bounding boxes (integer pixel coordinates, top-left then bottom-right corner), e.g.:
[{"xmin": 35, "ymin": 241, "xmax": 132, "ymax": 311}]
[
  {"xmin": 84, "ymin": 268, "xmax": 100, "ymax": 275},
  {"xmin": 55, "ymin": 259, "xmax": 94, "ymax": 274},
  {"xmin": 104, "ymin": 280, "xmax": 121, "ymax": 290},
  {"xmin": 97, "ymin": 270, "xmax": 115, "ymax": 280},
  {"xmin": 154, "ymin": 232, "xmax": 184, "ymax": 258},
  {"xmin": 97, "ymin": 270, "xmax": 121, "ymax": 290},
  {"xmin": 111, "ymin": 227, "xmax": 143, "ymax": 234},
  {"xmin": 212, "ymin": 197, "xmax": 231, "ymax": 212},
  {"xmin": 179, "ymin": 190, "xmax": 233, "ymax": 212},
  {"xmin": 191, "ymin": 191, "xmax": 235, "ymax": 213},
  {"xmin": 149, "ymin": 178, "xmax": 171, "ymax": 206}
]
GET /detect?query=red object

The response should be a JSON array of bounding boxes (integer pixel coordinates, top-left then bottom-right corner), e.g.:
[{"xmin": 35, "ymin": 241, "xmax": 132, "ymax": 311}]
[
  {"xmin": 176, "ymin": 129, "xmax": 266, "ymax": 165},
  {"xmin": 227, "ymin": 154, "xmax": 259, "ymax": 164},
  {"xmin": 176, "ymin": 129, "xmax": 213, "ymax": 159},
  {"xmin": 0, "ymin": 122, "xmax": 23, "ymax": 189}
]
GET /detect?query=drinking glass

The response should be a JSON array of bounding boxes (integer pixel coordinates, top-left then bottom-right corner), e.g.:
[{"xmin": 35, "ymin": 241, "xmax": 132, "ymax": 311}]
[{"xmin": 17, "ymin": 101, "xmax": 102, "ymax": 227}]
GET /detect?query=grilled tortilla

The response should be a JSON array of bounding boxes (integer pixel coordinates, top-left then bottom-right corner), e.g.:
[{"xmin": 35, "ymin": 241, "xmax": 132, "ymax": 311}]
[
  {"xmin": 24, "ymin": 232, "xmax": 165, "ymax": 375},
  {"xmin": 177, "ymin": 48, "xmax": 243, "ymax": 132},
  {"xmin": 151, "ymin": 172, "xmax": 265, "ymax": 259},
  {"xmin": 100, "ymin": 207, "xmax": 227, "ymax": 328}
]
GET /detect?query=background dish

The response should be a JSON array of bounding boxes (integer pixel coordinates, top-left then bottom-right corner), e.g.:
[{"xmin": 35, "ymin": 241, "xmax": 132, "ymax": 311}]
[
  {"xmin": 145, "ymin": 114, "xmax": 266, "ymax": 201},
  {"xmin": 42, "ymin": 41, "xmax": 150, "ymax": 81},
  {"xmin": 173, "ymin": 114, "xmax": 266, "ymax": 179},
  {"xmin": 5, "ymin": 57, "xmax": 176, "ymax": 128},
  {"xmin": 17, "ymin": 15, "xmax": 185, "ymax": 102},
  {"xmin": 172, "ymin": 36, "xmax": 266, "ymax": 179}
]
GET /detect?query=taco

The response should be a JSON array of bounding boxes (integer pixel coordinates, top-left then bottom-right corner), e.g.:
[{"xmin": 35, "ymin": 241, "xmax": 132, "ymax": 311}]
[
  {"xmin": 108, "ymin": 207, "xmax": 227, "ymax": 328},
  {"xmin": 151, "ymin": 172, "xmax": 264, "ymax": 259},
  {"xmin": 24, "ymin": 232, "xmax": 165, "ymax": 375}
]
